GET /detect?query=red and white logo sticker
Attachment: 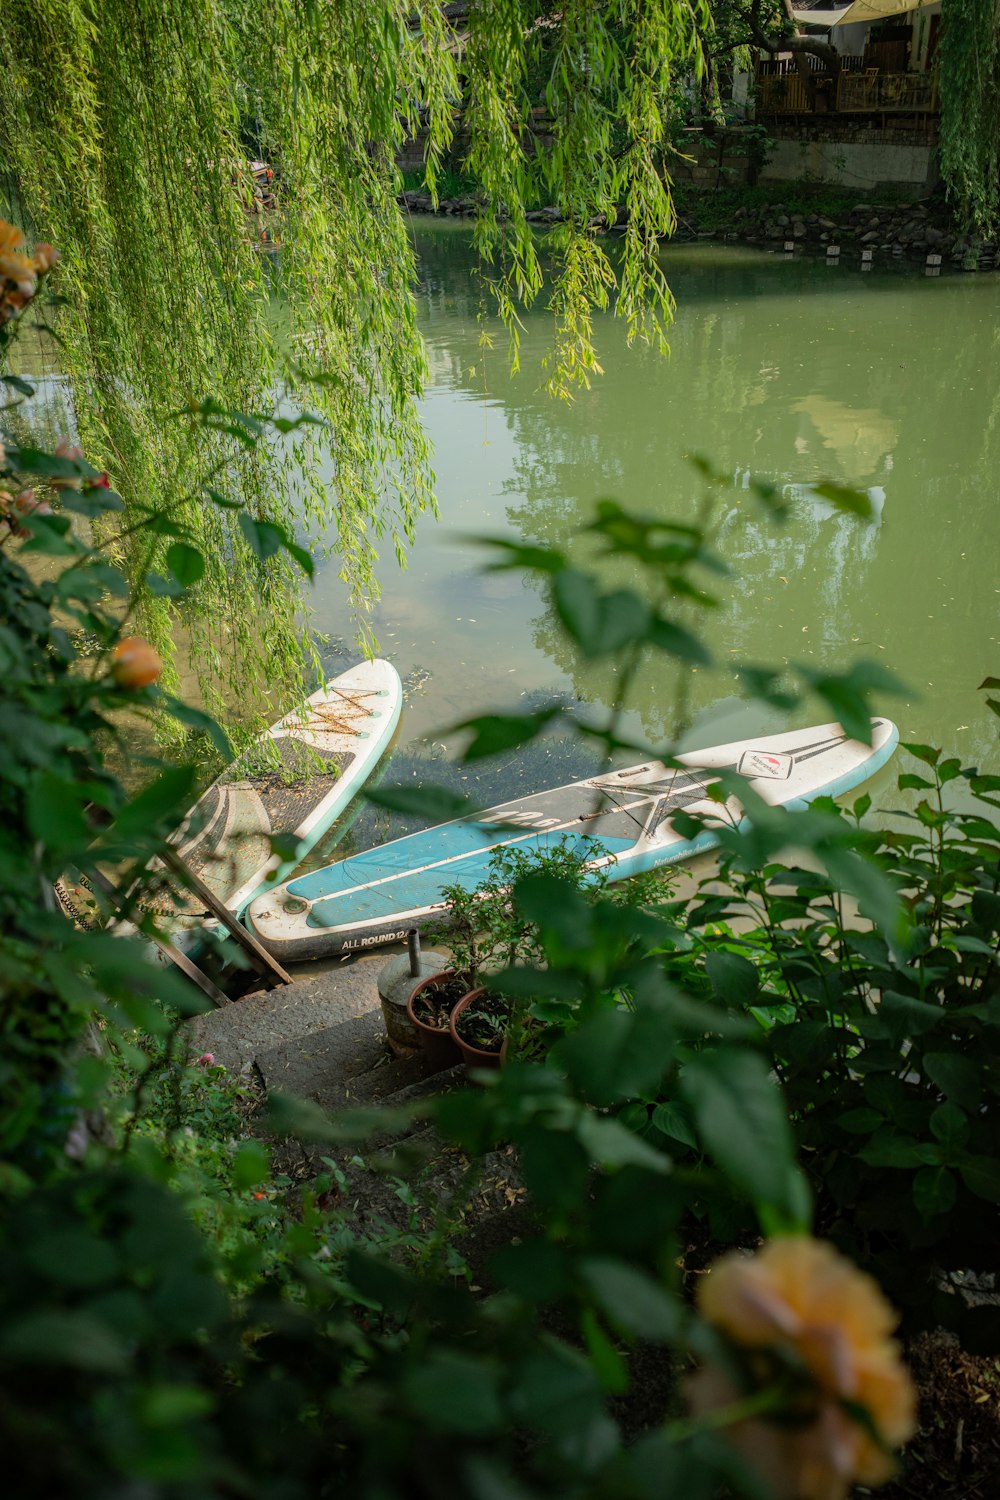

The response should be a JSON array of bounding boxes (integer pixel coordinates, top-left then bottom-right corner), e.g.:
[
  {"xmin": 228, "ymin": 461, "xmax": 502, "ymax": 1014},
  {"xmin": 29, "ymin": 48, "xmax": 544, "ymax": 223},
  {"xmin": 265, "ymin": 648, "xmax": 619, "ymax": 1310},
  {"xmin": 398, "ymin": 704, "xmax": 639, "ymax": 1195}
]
[{"xmin": 738, "ymin": 750, "xmax": 793, "ymax": 780}]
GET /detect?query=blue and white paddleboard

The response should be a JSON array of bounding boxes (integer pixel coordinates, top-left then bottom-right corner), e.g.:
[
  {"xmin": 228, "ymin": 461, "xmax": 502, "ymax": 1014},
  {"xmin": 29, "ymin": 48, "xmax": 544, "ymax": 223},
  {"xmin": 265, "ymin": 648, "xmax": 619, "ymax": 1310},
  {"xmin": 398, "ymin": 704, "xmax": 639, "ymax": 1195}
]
[{"xmin": 246, "ymin": 718, "xmax": 898, "ymax": 961}]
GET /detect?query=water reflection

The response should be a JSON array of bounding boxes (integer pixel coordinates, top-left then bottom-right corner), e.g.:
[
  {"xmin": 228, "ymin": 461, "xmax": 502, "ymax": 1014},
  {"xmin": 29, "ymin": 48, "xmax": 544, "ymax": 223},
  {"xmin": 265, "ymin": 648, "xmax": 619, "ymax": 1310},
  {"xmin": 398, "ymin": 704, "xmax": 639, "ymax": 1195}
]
[
  {"xmin": 792, "ymin": 395, "xmax": 897, "ymax": 481},
  {"xmin": 308, "ymin": 225, "xmax": 1000, "ymax": 789}
]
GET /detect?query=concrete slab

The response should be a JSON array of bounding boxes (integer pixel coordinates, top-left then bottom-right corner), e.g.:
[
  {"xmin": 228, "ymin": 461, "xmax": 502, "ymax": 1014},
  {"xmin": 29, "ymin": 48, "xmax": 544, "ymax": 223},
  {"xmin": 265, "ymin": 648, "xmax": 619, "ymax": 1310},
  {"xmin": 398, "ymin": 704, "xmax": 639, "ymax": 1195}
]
[{"xmin": 185, "ymin": 949, "xmax": 387, "ymax": 1071}]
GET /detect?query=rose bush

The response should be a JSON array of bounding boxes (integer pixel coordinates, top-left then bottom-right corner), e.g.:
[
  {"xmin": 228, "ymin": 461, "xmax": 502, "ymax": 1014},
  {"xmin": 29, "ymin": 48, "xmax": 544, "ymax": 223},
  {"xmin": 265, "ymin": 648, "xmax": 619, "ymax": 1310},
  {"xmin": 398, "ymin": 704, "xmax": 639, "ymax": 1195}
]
[{"xmin": 690, "ymin": 1237, "xmax": 917, "ymax": 1500}]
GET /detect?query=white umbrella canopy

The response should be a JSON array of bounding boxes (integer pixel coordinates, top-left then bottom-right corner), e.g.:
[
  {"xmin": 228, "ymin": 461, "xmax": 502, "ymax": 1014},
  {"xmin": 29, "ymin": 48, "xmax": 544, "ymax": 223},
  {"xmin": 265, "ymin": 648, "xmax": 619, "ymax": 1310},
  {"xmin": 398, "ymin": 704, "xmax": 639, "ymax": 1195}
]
[{"xmin": 791, "ymin": 0, "xmax": 934, "ymax": 24}]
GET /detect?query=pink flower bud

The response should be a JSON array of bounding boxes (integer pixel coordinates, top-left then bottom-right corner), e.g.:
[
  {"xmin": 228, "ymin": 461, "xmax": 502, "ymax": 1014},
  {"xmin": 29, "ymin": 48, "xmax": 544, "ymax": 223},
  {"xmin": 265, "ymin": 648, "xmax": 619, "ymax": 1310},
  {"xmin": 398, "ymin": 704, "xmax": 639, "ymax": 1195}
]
[
  {"xmin": 52, "ymin": 439, "xmax": 85, "ymax": 490},
  {"xmin": 5, "ymin": 488, "xmax": 52, "ymax": 538},
  {"xmin": 196, "ymin": 1052, "xmax": 216, "ymax": 1067}
]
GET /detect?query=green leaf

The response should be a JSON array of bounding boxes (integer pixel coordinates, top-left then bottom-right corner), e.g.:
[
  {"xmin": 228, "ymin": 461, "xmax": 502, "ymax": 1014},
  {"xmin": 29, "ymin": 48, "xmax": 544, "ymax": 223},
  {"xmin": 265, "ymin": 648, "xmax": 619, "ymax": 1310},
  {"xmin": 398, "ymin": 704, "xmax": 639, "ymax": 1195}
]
[
  {"xmin": 365, "ymin": 783, "xmax": 472, "ymax": 823},
  {"xmin": 231, "ymin": 1140, "xmax": 270, "ymax": 1189},
  {"xmin": 165, "ymin": 541, "xmax": 205, "ymax": 588},
  {"xmin": 853, "ymin": 792, "xmax": 872, "ymax": 819},
  {"xmin": 579, "ymin": 1258, "xmax": 680, "ymax": 1340},
  {"xmin": 811, "ymin": 480, "xmax": 874, "ymax": 519},
  {"xmin": 823, "ymin": 847, "xmax": 903, "ymax": 950},
  {"xmin": 930, "ymin": 1102, "xmax": 969, "ymax": 1151},
  {"xmin": 489, "ymin": 1241, "xmax": 570, "ymax": 1302},
  {"xmin": 800, "ymin": 660, "xmax": 907, "ymax": 744},
  {"xmin": 705, "ymin": 950, "xmax": 759, "ymax": 1007},
  {"xmin": 509, "ymin": 1345, "xmax": 618, "ymax": 1464},
  {"xmin": 263, "ymin": 1091, "xmax": 338, "ymax": 1144},
  {"xmin": 679, "ymin": 1049, "xmax": 801, "ymax": 1218},
  {"xmin": 26, "ymin": 1229, "xmax": 118, "ymax": 1289},
  {"xmin": 143, "ymin": 569, "xmax": 183, "ymax": 598},
  {"xmin": 646, "ymin": 616, "xmax": 711, "ymax": 665},
  {"xmin": 859, "ymin": 1134, "xmax": 936, "ymax": 1168},
  {"xmin": 959, "ymin": 1156, "xmax": 1000, "ymax": 1204},
  {"xmin": 923, "ymin": 1051, "xmax": 983, "ymax": 1108},
  {"xmin": 902, "ymin": 742, "xmax": 941, "ymax": 767},
  {"xmin": 27, "ymin": 772, "xmax": 90, "ymax": 854},
  {"xmin": 2, "ymin": 373, "xmax": 35, "ymax": 395},
  {"xmin": 575, "ymin": 1114, "xmax": 671, "ymax": 1174},
  {"xmin": 450, "ymin": 707, "xmax": 563, "ymax": 761},
  {"xmin": 20, "ymin": 511, "xmax": 77, "ymax": 555},
  {"xmin": 836, "ymin": 1106, "xmax": 883, "ymax": 1134},
  {"xmin": 553, "ymin": 569, "xmax": 649, "ymax": 658},
  {"xmin": 880, "ymin": 990, "xmax": 943, "ymax": 1042},
  {"xmin": 402, "ymin": 1352, "xmax": 504, "ymax": 1435},
  {"xmin": 651, "ymin": 1100, "xmax": 697, "ymax": 1150},
  {"xmin": 11, "ymin": 445, "xmax": 92, "ymax": 482},
  {"xmin": 971, "ymin": 890, "xmax": 1000, "ymax": 932},
  {"xmin": 553, "ymin": 1007, "xmax": 675, "ymax": 1106},
  {"xmin": 155, "ymin": 693, "xmax": 232, "ymax": 760},
  {"xmin": 111, "ymin": 765, "xmax": 197, "ymax": 840},
  {"xmin": 913, "ymin": 1166, "xmax": 956, "ymax": 1219},
  {"xmin": 138, "ymin": 1383, "xmax": 216, "ymax": 1426},
  {"xmin": 898, "ymin": 772, "xmax": 934, "ymax": 791},
  {"xmin": 469, "ymin": 535, "xmax": 564, "ymax": 575},
  {"xmin": 58, "ymin": 485, "xmax": 124, "ymax": 517},
  {"xmin": 580, "ymin": 1308, "xmax": 629, "ymax": 1394},
  {"xmin": 282, "ymin": 536, "xmax": 314, "ymax": 577},
  {"xmin": 239, "ymin": 512, "xmax": 283, "ymax": 562},
  {"xmin": 0, "ymin": 1311, "xmax": 128, "ymax": 1373}
]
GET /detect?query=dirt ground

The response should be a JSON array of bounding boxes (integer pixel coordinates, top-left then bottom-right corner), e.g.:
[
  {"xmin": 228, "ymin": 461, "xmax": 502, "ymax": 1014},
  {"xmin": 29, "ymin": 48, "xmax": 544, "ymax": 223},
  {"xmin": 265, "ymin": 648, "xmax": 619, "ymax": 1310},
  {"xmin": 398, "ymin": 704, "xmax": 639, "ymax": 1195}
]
[{"xmin": 873, "ymin": 1333, "xmax": 1000, "ymax": 1498}]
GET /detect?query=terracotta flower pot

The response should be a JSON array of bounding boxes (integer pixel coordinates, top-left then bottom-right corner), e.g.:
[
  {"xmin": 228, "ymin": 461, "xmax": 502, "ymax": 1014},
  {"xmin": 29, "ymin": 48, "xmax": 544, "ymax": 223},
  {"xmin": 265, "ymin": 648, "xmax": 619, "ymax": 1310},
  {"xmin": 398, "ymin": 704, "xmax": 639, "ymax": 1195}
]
[
  {"xmin": 448, "ymin": 987, "xmax": 508, "ymax": 1073},
  {"xmin": 405, "ymin": 970, "xmax": 467, "ymax": 1071}
]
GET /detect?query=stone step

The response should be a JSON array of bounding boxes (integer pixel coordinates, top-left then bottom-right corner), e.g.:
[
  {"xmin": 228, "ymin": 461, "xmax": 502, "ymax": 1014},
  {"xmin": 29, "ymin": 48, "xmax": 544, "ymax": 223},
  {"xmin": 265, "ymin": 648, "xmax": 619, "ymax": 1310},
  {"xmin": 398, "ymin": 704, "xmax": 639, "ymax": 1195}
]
[
  {"xmin": 186, "ymin": 949, "xmax": 389, "ymax": 1072},
  {"xmin": 255, "ymin": 1010, "xmax": 432, "ymax": 1112}
]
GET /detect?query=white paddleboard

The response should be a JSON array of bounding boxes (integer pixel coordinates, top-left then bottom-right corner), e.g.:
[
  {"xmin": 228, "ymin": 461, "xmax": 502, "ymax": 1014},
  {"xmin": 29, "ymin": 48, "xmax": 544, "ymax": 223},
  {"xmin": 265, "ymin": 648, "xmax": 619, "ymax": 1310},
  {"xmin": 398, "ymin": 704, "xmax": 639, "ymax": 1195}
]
[
  {"xmin": 246, "ymin": 717, "xmax": 898, "ymax": 961},
  {"xmin": 56, "ymin": 660, "xmax": 402, "ymax": 934},
  {"xmin": 167, "ymin": 658, "xmax": 402, "ymax": 918}
]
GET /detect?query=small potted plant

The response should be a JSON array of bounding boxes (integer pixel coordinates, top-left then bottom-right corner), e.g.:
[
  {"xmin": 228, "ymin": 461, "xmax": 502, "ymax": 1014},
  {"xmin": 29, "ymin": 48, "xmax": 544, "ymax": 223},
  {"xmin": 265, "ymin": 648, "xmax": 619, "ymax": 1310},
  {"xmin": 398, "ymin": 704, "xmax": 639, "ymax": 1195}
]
[
  {"xmin": 412, "ymin": 872, "xmax": 518, "ymax": 1073},
  {"xmin": 449, "ymin": 985, "xmax": 510, "ymax": 1070},
  {"xmin": 405, "ymin": 969, "xmax": 469, "ymax": 1070}
]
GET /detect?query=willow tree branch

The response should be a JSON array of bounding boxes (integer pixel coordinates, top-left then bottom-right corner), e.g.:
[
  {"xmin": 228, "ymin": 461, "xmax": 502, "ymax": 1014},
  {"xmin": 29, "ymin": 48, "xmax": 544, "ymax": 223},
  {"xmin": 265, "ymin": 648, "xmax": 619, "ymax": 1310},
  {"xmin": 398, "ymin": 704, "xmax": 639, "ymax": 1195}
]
[{"xmin": 748, "ymin": 0, "xmax": 842, "ymax": 80}]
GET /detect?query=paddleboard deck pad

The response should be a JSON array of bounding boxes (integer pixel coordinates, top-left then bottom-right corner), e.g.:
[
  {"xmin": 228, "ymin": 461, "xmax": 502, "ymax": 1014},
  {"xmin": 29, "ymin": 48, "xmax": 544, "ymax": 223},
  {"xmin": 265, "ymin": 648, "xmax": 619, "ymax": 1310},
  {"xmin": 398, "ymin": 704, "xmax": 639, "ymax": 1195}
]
[
  {"xmin": 56, "ymin": 660, "xmax": 402, "ymax": 932},
  {"xmin": 246, "ymin": 717, "xmax": 898, "ymax": 961}
]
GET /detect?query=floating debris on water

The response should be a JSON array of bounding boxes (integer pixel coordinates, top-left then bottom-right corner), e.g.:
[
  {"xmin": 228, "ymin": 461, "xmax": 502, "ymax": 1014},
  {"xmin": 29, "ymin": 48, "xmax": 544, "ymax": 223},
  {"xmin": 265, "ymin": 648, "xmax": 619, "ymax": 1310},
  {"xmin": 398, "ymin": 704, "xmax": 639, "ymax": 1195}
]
[{"xmin": 402, "ymin": 666, "xmax": 432, "ymax": 700}]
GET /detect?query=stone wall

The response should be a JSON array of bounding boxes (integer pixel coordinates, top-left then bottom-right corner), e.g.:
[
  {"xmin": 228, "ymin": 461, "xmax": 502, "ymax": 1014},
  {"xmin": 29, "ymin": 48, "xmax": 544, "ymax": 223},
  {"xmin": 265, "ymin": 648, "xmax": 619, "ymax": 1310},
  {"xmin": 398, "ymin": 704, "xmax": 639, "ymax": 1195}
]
[
  {"xmin": 670, "ymin": 129, "xmax": 755, "ymax": 189},
  {"xmin": 677, "ymin": 199, "xmax": 995, "ymax": 272},
  {"xmin": 666, "ymin": 120, "xmax": 941, "ymax": 195},
  {"xmin": 760, "ymin": 131, "xmax": 939, "ymax": 193}
]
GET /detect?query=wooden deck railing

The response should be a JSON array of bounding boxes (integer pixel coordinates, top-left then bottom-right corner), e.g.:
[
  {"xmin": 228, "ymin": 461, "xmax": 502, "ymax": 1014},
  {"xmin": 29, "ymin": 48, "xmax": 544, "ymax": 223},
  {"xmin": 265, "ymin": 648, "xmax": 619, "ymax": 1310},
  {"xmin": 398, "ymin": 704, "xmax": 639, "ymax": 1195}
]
[
  {"xmin": 756, "ymin": 70, "xmax": 938, "ymax": 116},
  {"xmin": 836, "ymin": 71, "xmax": 937, "ymax": 112}
]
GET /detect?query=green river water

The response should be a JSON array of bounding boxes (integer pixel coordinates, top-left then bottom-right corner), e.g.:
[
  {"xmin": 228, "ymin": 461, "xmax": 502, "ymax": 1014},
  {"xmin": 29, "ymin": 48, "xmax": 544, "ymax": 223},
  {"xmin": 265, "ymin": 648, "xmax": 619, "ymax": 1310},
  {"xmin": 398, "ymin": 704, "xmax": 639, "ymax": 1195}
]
[{"xmin": 307, "ymin": 224, "xmax": 1000, "ymax": 828}]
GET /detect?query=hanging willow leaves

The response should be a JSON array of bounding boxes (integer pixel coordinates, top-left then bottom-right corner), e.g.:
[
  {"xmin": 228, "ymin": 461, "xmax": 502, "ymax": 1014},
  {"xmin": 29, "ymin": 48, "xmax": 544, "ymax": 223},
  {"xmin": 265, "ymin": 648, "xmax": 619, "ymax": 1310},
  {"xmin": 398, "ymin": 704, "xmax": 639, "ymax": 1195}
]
[
  {"xmin": 937, "ymin": 0, "xmax": 1000, "ymax": 233},
  {"xmin": 0, "ymin": 0, "xmax": 706, "ymax": 727}
]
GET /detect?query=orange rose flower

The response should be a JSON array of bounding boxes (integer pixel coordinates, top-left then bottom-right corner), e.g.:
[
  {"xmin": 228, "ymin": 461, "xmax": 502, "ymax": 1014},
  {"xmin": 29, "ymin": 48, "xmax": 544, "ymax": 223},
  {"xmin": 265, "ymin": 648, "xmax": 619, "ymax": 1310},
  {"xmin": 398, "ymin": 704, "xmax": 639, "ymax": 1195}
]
[
  {"xmin": 111, "ymin": 636, "xmax": 163, "ymax": 690},
  {"xmin": 690, "ymin": 1238, "xmax": 917, "ymax": 1500},
  {"xmin": 0, "ymin": 220, "xmax": 58, "ymax": 324},
  {"xmin": 0, "ymin": 220, "xmax": 25, "ymax": 256},
  {"xmin": 32, "ymin": 243, "xmax": 60, "ymax": 275}
]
